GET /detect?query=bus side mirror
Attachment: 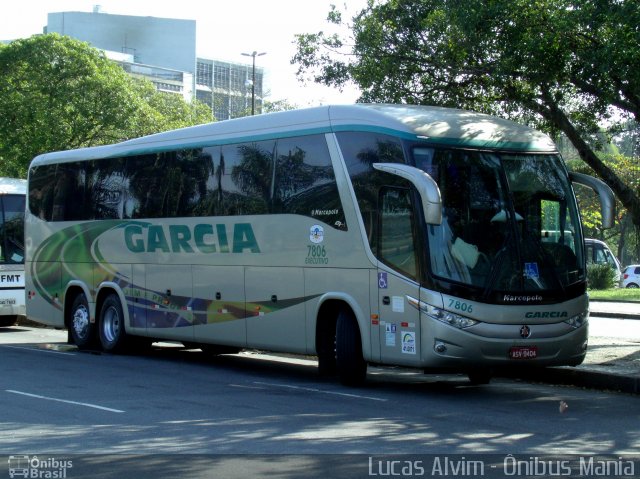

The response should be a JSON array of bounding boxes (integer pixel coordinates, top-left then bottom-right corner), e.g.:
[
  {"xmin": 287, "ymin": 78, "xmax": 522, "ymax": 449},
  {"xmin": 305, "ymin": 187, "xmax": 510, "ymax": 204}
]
[
  {"xmin": 373, "ymin": 163, "xmax": 442, "ymax": 225},
  {"xmin": 568, "ymin": 172, "xmax": 615, "ymax": 229}
]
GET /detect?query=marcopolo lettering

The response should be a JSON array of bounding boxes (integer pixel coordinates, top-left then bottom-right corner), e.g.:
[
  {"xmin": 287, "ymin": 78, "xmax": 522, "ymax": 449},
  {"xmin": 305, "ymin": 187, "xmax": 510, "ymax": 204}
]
[
  {"xmin": 124, "ymin": 223, "xmax": 260, "ymax": 254},
  {"xmin": 525, "ymin": 311, "xmax": 568, "ymax": 319},
  {"xmin": 503, "ymin": 294, "xmax": 543, "ymax": 302}
]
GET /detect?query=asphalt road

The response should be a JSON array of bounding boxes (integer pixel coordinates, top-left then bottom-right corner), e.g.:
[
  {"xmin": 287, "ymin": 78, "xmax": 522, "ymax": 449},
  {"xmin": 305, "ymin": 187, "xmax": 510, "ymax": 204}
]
[{"xmin": 1, "ymin": 322, "xmax": 638, "ymax": 478}]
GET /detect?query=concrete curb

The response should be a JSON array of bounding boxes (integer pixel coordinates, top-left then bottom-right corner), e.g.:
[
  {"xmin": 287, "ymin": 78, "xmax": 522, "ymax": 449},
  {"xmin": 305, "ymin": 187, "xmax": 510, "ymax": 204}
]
[
  {"xmin": 589, "ymin": 300, "xmax": 639, "ymax": 320},
  {"xmin": 500, "ymin": 367, "xmax": 639, "ymax": 395},
  {"xmin": 589, "ymin": 310, "xmax": 640, "ymax": 320}
]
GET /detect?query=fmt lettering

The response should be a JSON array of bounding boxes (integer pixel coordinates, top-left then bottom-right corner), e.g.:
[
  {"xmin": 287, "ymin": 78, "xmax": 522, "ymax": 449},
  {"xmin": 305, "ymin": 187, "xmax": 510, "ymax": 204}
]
[{"xmin": 0, "ymin": 274, "xmax": 21, "ymax": 283}]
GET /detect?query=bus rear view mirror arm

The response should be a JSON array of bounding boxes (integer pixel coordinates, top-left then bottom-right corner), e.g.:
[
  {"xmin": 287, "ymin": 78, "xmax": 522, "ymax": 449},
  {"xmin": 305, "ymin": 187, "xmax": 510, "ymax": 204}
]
[
  {"xmin": 373, "ymin": 163, "xmax": 442, "ymax": 225},
  {"xmin": 568, "ymin": 172, "xmax": 615, "ymax": 229}
]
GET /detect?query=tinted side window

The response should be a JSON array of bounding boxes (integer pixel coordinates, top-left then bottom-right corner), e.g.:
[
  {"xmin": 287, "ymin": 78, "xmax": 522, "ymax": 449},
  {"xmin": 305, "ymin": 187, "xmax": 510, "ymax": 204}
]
[
  {"xmin": 223, "ymin": 140, "xmax": 276, "ymax": 215},
  {"xmin": 275, "ymin": 135, "xmax": 346, "ymax": 229},
  {"xmin": 198, "ymin": 142, "xmax": 275, "ymax": 217},
  {"xmin": 379, "ymin": 187, "xmax": 417, "ymax": 279},
  {"xmin": 28, "ymin": 134, "xmax": 346, "ymax": 223},
  {"xmin": 29, "ymin": 165, "xmax": 57, "ymax": 220},
  {"xmin": 52, "ymin": 162, "xmax": 88, "ymax": 221},
  {"xmin": 124, "ymin": 149, "xmax": 212, "ymax": 219},
  {"xmin": 338, "ymin": 131, "xmax": 406, "ymax": 250},
  {"xmin": 90, "ymin": 157, "xmax": 129, "ymax": 219},
  {"xmin": 0, "ymin": 194, "xmax": 26, "ymax": 264}
]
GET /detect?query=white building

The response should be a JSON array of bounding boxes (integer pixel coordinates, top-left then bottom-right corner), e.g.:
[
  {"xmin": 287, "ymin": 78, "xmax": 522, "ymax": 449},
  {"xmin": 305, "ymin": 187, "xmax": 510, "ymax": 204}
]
[{"xmin": 45, "ymin": 9, "xmax": 264, "ymax": 119}]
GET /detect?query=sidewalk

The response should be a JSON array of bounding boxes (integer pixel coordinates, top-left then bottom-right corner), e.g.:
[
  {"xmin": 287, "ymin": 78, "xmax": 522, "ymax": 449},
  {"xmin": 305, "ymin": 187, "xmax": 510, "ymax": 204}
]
[
  {"xmin": 508, "ymin": 301, "xmax": 640, "ymax": 394},
  {"xmin": 588, "ymin": 300, "xmax": 640, "ymax": 320}
]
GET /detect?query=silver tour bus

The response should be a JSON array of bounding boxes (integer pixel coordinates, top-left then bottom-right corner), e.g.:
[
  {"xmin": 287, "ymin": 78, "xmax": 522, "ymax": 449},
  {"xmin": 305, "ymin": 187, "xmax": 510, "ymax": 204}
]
[
  {"xmin": 0, "ymin": 177, "xmax": 27, "ymax": 327},
  {"xmin": 25, "ymin": 104, "xmax": 614, "ymax": 385}
]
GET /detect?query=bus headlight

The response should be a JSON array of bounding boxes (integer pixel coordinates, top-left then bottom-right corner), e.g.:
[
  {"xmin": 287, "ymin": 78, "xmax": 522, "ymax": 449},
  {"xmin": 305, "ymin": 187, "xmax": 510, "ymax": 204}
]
[
  {"xmin": 426, "ymin": 305, "xmax": 478, "ymax": 329},
  {"xmin": 564, "ymin": 311, "xmax": 588, "ymax": 329}
]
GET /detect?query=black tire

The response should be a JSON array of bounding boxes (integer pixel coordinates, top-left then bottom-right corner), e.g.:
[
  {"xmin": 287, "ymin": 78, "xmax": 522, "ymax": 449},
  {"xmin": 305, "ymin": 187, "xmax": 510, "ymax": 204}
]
[
  {"xmin": 316, "ymin": 320, "xmax": 337, "ymax": 377},
  {"xmin": 0, "ymin": 315, "xmax": 18, "ymax": 327},
  {"xmin": 468, "ymin": 369, "xmax": 492, "ymax": 385},
  {"xmin": 626, "ymin": 283, "xmax": 639, "ymax": 289},
  {"xmin": 98, "ymin": 294, "xmax": 128, "ymax": 353},
  {"xmin": 69, "ymin": 293, "xmax": 96, "ymax": 349},
  {"xmin": 335, "ymin": 309, "xmax": 367, "ymax": 386}
]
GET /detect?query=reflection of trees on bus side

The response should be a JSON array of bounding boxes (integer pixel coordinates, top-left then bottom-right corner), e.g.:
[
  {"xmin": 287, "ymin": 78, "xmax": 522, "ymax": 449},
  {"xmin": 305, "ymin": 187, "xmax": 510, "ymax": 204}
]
[
  {"xmin": 201, "ymin": 138, "xmax": 339, "ymax": 217},
  {"xmin": 339, "ymin": 132, "xmax": 406, "ymax": 245},
  {"xmin": 273, "ymin": 145, "xmax": 334, "ymax": 213},
  {"xmin": 88, "ymin": 158, "xmax": 127, "ymax": 219},
  {"xmin": 29, "ymin": 134, "xmax": 345, "ymax": 226},
  {"xmin": 230, "ymin": 143, "xmax": 274, "ymax": 214},
  {"xmin": 124, "ymin": 149, "xmax": 213, "ymax": 218}
]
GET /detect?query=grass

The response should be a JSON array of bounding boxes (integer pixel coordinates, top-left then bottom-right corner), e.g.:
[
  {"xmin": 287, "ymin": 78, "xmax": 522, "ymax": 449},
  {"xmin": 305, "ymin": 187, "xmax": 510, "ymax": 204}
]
[{"xmin": 587, "ymin": 288, "xmax": 640, "ymax": 302}]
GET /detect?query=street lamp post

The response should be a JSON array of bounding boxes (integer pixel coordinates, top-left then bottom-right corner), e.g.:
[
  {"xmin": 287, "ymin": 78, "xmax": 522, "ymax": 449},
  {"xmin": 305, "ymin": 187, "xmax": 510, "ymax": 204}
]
[{"xmin": 241, "ymin": 51, "xmax": 266, "ymax": 115}]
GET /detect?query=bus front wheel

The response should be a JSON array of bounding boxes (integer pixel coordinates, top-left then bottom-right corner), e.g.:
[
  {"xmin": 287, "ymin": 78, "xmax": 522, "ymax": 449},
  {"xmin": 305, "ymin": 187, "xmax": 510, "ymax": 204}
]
[
  {"xmin": 99, "ymin": 294, "xmax": 128, "ymax": 353},
  {"xmin": 69, "ymin": 293, "xmax": 96, "ymax": 349},
  {"xmin": 336, "ymin": 309, "xmax": 367, "ymax": 386}
]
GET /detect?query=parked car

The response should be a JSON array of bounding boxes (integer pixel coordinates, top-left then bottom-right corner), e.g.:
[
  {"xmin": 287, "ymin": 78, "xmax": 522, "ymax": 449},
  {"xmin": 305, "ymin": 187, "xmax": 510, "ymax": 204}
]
[
  {"xmin": 620, "ymin": 265, "xmax": 640, "ymax": 289},
  {"xmin": 585, "ymin": 238, "xmax": 622, "ymax": 284}
]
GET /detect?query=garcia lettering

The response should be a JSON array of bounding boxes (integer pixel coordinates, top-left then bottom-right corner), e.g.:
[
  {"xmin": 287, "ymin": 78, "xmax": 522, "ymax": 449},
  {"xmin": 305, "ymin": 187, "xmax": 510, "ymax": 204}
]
[
  {"xmin": 525, "ymin": 311, "xmax": 568, "ymax": 319},
  {"xmin": 124, "ymin": 223, "xmax": 260, "ymax": 254}
]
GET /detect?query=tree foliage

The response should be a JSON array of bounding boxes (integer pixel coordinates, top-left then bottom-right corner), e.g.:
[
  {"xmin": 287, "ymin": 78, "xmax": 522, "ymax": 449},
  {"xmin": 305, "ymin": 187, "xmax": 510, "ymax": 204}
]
[
  {"xmin": 293, "ymin": 0, "xmax": 640, "ymax": 229},
  {"xmin": 569, "ymin": 154, "xmax": 640, "ymax": 263},
  {"xmin": 0, "ymin": 34, "xmax": 211, "ymax": 178},
  {"xmin": 263, "ymin": 99, "xmax": 298, "ymax": 113}
]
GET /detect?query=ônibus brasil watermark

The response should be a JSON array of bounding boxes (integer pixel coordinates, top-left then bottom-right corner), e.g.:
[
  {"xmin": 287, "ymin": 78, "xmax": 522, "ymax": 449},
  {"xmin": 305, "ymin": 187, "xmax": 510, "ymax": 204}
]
[{"xmin": 7, "ymin": 456, "xmax": 72, "ymax": 478}]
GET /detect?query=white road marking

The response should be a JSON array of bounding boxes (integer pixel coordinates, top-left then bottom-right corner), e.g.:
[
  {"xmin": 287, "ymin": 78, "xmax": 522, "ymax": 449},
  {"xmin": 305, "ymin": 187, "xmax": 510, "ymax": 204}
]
[
  {"xmin": 6, "ymin": 390, "xmax": 125, "ymax": 413},
  {"xmin": 253, "ymin": 381, "xmax": 387, "ymax": 402},
  {"xmin": 2, "ymin": 345, "xmax": 76, "ymax": 355}
]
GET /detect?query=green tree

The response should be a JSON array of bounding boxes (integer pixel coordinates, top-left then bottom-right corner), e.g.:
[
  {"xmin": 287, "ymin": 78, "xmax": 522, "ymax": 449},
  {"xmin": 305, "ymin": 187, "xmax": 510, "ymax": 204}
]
[
  {"xmin": 263, "ymin": 99, "xmax": 298, "ymax": 113},
  {"xmin": 293, "ymin": 0, "xmax": 640, "ymax": 229},
  {"xmin": 0, "ymin": 33, "xmax": 211, "ymax": 178},
  {"xmin": 130, "ymin": 79, "xmax": 212, "ymax": 137},
  {"xmin": 569, "ymin": 154, "xmax": 640, "ymax": 263}
]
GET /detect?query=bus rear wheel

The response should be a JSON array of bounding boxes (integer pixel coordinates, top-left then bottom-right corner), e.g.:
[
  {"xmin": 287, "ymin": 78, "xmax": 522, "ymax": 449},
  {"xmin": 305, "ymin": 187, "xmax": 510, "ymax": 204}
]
[
  {"xmin": 69, "ymin": 293, "xmax": 95, "ymax": 349},
  {"xmin": 336, "ymin": 309, "xmax": 367, "ymax": 386},
  {"xmin": 99, "ymin": 294, "xmax": 128, "ymax": 353}
]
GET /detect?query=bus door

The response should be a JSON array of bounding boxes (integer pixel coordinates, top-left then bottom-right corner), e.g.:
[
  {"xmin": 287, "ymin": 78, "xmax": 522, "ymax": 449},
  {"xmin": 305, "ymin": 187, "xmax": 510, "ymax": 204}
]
[{"xmin": 376, "ymin": 186, "xmax": 421, "ymax": 365}]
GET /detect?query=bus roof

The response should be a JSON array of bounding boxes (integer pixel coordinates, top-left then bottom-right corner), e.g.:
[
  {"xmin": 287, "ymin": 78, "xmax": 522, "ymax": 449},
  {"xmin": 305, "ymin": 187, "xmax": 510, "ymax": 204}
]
[
  {"xmin": 29, "ymin": 104, "xmax": 557, "ymax": 167},
  {"xmin": 0, "ymin": 177, "xmax": 27, "ymax": 195}
]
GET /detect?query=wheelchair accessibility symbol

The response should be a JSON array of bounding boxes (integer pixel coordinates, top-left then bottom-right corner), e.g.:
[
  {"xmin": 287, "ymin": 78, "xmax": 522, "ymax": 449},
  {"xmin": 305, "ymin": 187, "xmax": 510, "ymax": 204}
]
[{"xmin": 378, "ymin": 272, "xmax": 388, "ymax": 289}]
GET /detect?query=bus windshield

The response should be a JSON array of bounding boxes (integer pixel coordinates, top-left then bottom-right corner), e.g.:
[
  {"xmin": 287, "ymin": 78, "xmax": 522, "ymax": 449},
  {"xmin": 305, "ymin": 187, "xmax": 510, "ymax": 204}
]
[
  {"xmin": 0, "ymin": 194, "xmax": 26, "ymax": 265},
  {"xmin": 418, "ymin": 148, "xmax": 584, "ymax": 295}
]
